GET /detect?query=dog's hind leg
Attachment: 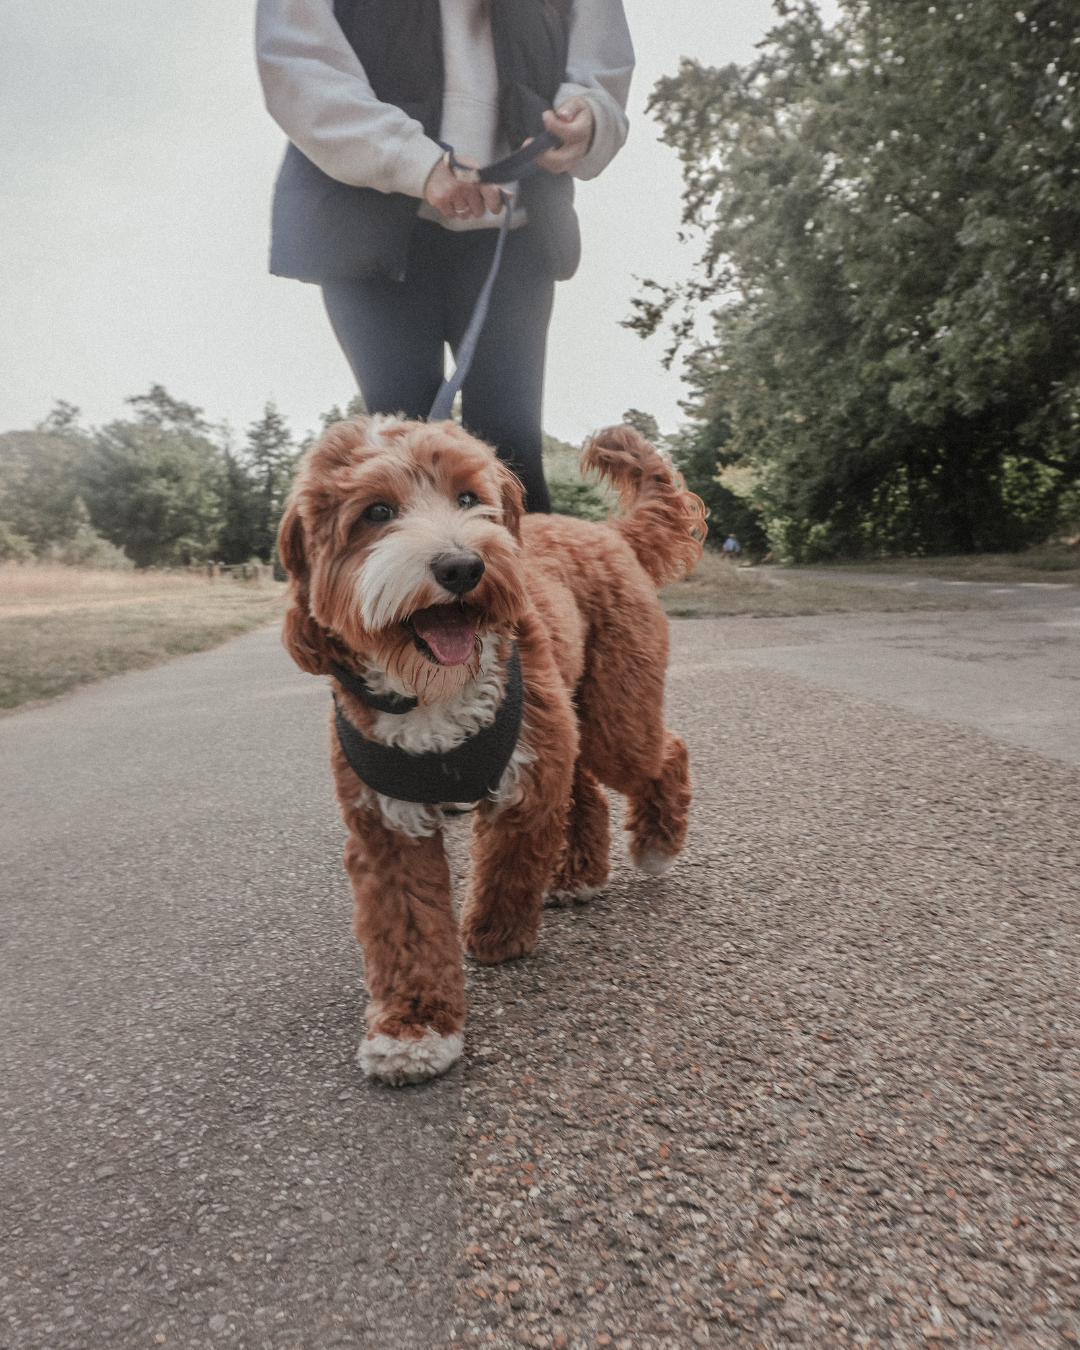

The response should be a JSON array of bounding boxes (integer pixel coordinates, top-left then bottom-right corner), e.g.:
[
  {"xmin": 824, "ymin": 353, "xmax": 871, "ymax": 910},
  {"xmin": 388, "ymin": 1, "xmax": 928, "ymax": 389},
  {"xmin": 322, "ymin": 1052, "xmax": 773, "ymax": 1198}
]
[
  {"xmin": 337, "ymin": 791, "xmax": 466, "ymax": 1085},
  {"xmin": 622, "ymin": 731, "xmax": 692, "ymax": 875},
  {"xmin": 545, "ymin": 762, "xmax": 610, "ymax": 906}
]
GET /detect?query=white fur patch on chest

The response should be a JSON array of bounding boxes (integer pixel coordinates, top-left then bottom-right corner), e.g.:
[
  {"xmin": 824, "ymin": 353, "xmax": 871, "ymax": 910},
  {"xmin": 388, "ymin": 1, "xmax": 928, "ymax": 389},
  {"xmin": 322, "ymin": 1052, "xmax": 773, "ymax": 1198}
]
[
  {"xmin": 350, "ymin": 635, "xmax": 533, "ymax": 836},
  {"xmin": 368, "ymin": 634, "xmax": 504, "ymax": 753}
]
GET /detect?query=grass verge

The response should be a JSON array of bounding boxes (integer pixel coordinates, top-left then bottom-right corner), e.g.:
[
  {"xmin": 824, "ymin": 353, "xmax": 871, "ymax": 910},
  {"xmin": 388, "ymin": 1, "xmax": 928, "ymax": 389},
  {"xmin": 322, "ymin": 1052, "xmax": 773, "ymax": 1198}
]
[
  {"xmin": 0, "ymin": 572, "xmax": 286, "ymax": 713},
  {"xmin": 659, "ymin": 551, "xmax": 994, "ymax": 618},
  {"xmin": 790, "ymin": 541, "xmax": 1080, "ymax": 586}
]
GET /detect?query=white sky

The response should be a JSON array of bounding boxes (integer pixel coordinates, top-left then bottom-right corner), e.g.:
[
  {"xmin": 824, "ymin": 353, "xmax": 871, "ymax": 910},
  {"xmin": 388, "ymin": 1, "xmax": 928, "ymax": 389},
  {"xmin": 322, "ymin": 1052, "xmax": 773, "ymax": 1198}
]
[{"xmin": 0, "ymin": 1, "xmax": 837, "ymax": 447}]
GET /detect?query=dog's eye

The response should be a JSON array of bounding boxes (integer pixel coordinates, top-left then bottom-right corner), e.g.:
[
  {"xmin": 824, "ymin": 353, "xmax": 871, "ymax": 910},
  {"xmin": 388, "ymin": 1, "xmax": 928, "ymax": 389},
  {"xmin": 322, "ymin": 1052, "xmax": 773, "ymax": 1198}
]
[
  {"xmin": 363, "ymin": 502, "xmax": 395, "ymax": 524},
  {"xmin": 457, "ymin": 491, "xmax": 480, "ymax": 509}
]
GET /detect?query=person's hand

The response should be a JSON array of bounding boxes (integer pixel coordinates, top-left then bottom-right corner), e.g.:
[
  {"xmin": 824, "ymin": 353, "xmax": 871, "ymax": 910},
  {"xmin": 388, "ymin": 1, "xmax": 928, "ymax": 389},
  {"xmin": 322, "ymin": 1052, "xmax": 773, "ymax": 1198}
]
[
  {"xmin": 423, "ymin": 155, "xmax": 504, "ymax": 219},
  {"xmin": 532, "ymin": 96, "xmax": 594, "ymax": 174}
]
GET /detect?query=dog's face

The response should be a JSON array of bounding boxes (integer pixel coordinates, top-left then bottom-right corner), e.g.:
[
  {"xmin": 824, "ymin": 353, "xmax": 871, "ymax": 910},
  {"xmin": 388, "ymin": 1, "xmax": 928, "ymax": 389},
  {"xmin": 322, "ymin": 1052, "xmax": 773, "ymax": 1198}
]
[{"xmin": 279, "ymin": 418, "xmax": 526, "ymax": 700}]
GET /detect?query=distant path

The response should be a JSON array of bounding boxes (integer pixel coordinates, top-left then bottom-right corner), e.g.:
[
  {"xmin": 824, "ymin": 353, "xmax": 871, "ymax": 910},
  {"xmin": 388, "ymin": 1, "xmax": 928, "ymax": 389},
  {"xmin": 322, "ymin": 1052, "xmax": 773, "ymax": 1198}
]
[
  {"xmin": 3, "ymin": 611, "xmax": 1079, "ymax": 1348},
  {"xmin": 774, "ymin": 565, "xmax": 1080, "ymax": 609},
  {"xmin": 691, "ymin": 604, "xmax": 1080, "ymax": 766}
]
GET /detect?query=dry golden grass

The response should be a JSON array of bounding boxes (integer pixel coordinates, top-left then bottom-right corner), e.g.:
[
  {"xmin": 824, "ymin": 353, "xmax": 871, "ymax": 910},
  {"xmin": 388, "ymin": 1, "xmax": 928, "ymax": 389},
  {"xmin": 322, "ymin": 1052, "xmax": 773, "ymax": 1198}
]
[
  {"xmin": 0, "ymin": 560, "xmax": 261, "ymax": 613},
  {"xmin": 659, "ymin": 550, "xmax": 992, "ymax": 618},
  {"xmin": 0, "ymin": 564, "xmax": 285, "ymax": 713}
]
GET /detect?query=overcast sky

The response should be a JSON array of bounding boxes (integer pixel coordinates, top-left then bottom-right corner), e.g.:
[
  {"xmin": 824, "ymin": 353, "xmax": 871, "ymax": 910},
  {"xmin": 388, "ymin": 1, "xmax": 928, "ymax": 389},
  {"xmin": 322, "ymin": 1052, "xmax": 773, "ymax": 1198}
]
[{"xmin": 0, "ymin": 0, "xmax": 837, "ymax": 447}]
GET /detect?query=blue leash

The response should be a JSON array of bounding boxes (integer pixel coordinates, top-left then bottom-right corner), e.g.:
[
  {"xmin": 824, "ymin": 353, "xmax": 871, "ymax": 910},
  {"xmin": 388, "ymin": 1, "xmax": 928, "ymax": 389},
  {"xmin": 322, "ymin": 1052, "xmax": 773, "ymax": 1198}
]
[{"xmin": 427, "ymin": 132, "xmax": 561, "ymax": 422}]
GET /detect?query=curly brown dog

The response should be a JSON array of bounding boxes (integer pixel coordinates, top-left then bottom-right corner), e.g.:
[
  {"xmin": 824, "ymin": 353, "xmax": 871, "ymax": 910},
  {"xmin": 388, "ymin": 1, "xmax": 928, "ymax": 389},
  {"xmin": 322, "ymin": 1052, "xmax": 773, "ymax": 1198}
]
[{"xmin": 278, "ymin": 417, "xmax": 705, "ymax": 1084}]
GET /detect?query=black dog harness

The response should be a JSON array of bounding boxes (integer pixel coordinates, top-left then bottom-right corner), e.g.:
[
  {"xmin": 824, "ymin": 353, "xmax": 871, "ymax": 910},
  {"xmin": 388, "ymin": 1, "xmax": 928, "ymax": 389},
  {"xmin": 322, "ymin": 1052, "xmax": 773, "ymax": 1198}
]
[{"xmin": 331, "ymin": 645, "xmax": 524, "ymax": 805}]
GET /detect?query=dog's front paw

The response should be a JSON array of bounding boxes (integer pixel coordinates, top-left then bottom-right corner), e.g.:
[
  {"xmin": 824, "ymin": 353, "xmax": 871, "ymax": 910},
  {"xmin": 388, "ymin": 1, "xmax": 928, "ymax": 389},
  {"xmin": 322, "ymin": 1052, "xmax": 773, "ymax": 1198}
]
[
  {"xmin": 634, "ymin": 848, "xmax": 679, "ymax": 876},
  {"xmin": 460, "ymin": 920, "xmax": 537, "ymax": 965},
  {"xmin": 543, "ymin": 881, "xmax": 606, "ymax": 908},
  {"xmin": 358, "ymin": 1027, "xmax": 464, "ymax": 1086}
]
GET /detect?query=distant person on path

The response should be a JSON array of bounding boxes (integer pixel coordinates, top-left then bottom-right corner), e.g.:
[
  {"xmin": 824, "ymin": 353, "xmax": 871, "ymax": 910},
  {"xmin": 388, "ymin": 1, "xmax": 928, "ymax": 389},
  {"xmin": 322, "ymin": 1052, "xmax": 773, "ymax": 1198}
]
[
  {"xmin": 723, "ymin": 534, "xmax": 741, "ymax": 559},
  {"xmin": 256, "ymin": 0, "xmax": 634, "ymax": 513}
]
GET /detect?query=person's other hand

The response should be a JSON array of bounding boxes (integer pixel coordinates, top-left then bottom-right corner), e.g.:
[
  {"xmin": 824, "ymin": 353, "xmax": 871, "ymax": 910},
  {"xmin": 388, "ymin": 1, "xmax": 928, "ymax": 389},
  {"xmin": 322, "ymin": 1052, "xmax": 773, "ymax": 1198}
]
[
  {"xmin": 533, "ymin": 96, "xmax": 594, "ymax": 173},
  {"xmin": 423, "ymin": 156, "xmax": 504, "ymax": 219}
]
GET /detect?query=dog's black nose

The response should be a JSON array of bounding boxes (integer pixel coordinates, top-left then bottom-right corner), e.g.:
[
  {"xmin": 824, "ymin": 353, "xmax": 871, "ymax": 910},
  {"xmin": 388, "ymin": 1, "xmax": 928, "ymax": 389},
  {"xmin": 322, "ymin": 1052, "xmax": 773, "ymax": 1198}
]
[{"xmin": 431, "ymin": 551, "xmax": 485, "ymax": 595}]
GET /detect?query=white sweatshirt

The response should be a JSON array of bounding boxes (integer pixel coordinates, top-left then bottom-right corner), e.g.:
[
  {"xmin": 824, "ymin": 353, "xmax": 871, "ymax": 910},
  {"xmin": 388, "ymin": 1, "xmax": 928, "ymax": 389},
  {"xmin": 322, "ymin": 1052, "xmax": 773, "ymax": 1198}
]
[{"xmin": 256, "ymin": 0, "xmax": 633, "ymax": 230}]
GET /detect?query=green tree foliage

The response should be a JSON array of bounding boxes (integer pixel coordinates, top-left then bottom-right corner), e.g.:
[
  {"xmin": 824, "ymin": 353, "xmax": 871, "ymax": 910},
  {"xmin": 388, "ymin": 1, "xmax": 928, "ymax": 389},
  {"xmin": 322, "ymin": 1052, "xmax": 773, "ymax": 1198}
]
[
  {"xmin": 81, "ymin": 386, "xmax": 227, "ymax": 568},
  {"xmin": 620, "ymin": 409, "xmax": 661, "ymax": 442},
  {"xmin": 0, "ymin": 403, "xmax": 130, "ymax": 564},
  {"xmin": 315, "ymin": 393, "xmax": 369, "ymax": 436},
  {"xmin": 542, "ymin": 433, "xmax": 612, "ymax": 521},
  {"xmin": 220, "ymin": 403, "xmax": 298, "ymax": 564},
  {"xmin": 0, "ymin": 427, "xmax": 90, "ymax": 554},
  {"xmin": 665, "ymin": 399, "xmax": 770, "ymax": 555},
  {"xmin": 0, "ymin": 520, "xmax": 35, "ymax": 561},
  {"xmin": 0, "ymin": 404, "xmax": 95, "ymax": 554},
  {"xmin": 628, "ymin": 0, "xmax": 1080, "ymax": 559}
]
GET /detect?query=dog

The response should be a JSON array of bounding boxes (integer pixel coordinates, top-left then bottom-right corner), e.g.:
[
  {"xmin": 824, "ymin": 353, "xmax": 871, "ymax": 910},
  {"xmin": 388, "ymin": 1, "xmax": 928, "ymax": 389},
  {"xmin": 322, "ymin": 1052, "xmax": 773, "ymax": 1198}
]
[{"xmin": 277, "ymin": 416, "xmax": 705, "ymax": 1084}]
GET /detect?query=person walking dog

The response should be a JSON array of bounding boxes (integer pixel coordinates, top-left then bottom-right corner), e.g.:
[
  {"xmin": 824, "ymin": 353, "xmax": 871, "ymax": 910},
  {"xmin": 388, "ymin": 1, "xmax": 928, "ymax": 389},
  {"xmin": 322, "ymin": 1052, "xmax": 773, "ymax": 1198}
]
[{"xmin": 256, "ymin": 0, "xmax": 634, "ymax": 513}]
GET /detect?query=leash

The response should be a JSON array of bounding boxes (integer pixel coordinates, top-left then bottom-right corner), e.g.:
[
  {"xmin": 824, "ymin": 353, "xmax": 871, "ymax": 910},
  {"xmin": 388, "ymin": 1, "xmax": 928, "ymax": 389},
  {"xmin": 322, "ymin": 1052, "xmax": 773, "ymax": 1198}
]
[
  {"xmin": 334, "ymin": 134, "xmax": 559, "ymax": 801},
  {"xmin": 427, "ymin": 132, "xmax": 561, "ymax": 421}
]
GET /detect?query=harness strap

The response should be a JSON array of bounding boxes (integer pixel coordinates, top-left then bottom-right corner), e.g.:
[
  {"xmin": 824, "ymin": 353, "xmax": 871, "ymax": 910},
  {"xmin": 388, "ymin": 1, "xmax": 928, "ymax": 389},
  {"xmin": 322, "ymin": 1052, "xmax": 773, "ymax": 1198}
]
[
  {"xmin": 330, "ymin": 660, "xmax": 419, "ymax": 714},
  {"xmin": 334, "ymin": 643, "xmax": 524, "ymax": 805}
]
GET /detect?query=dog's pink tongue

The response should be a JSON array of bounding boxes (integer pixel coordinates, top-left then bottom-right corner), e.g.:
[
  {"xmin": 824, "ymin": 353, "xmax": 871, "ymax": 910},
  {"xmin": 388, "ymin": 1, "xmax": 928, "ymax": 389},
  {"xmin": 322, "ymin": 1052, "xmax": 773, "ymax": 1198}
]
[{"xmin": 411, "ymin": 605, "xmax": 477, "ymax": 666}]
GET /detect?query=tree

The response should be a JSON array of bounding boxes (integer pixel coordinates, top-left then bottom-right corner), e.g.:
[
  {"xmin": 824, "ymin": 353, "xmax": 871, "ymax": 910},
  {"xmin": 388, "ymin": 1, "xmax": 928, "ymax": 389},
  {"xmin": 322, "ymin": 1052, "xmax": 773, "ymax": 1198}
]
[
  {"xmin": 219, "ymin": 403, "xmax": 299, "ymax": 563},
  {"xmin": 629, "ymin": 0, "xmax": 1080, "ymax": 559},
  {"xmin": 317, "ymin": 393, "xmax": 368, "ymax": 434},
  {"xmin": 218, "ymin": 449, "xmax": 265, "ymax": 565},
  {"xmin": 0, "ymin": 424, "xmax": 93, "ymax": 555},
  {"xmin": 82, "ymin": 387, "xmax": 226, "ymax": 567},
  {"xmin": 621, "ymin": 409, "xmax": 661, "ymax": 443},
  {"xmin": 246, "ymin": 403, "xmax": 298, "ymax": 559}
]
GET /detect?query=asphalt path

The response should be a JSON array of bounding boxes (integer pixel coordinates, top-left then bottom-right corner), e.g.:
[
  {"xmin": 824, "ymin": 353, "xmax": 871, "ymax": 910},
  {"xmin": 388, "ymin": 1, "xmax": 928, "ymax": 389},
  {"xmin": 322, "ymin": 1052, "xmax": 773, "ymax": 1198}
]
[
  {"xmin": 3, "ymin": 600, "xmax": 1079, "ymax": 1350},
  {"xmin": 2, "ymin": 632, "xmax": 460, "ymax": 1349},
  {"xmin": 698, "ymin": 602, "xmax": 1080, "ymax": 766}
]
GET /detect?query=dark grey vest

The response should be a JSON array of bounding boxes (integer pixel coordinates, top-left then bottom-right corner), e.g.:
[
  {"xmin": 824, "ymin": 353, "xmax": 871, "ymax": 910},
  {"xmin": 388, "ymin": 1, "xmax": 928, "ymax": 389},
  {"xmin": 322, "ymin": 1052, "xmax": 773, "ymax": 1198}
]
[{"xmin": 269, "ymin": 0, "xmax": 581, "ymax": 284}]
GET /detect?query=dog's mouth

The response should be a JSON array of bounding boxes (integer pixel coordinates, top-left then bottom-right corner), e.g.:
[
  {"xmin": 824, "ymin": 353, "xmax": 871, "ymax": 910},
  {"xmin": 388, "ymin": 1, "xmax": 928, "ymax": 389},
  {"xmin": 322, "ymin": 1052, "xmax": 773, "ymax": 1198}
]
[{"xmin": 407, "ymin": 604, "xmax": 479, "ymax": 666}]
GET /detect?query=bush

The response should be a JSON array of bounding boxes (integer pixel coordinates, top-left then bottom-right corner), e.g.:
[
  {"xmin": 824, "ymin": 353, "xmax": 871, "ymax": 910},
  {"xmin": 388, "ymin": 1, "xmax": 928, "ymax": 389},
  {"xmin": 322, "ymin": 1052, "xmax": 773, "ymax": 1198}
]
[
  {"xmin": 0, "ymin": 520, "xmax": 34, "ymax": 562},
  {"xmin": 47, "ymin": 523, "xmax": 133, "ymax": 569},
  {"xmin": 542, "ymin": 433, "xmax": 612, "ymax": 521}
]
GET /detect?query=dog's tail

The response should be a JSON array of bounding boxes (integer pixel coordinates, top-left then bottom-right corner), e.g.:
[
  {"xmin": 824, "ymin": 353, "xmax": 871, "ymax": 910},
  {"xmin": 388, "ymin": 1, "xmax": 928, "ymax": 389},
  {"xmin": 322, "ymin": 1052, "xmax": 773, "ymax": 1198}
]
[{"xmin": 582, "ymin": 425, "xmax": 708, "ymax": 588}]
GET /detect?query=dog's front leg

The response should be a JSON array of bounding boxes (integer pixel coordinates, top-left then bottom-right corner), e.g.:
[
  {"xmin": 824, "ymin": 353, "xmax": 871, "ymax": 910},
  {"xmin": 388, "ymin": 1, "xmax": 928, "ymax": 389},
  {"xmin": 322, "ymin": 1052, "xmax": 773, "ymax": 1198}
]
[
  {"xmin": 340, "ymin": 802, "xmax": 466, "ymax": 1086},
  {"xmin": 461, "ymin": 638, "xmax": 576, "ymax": 964}
]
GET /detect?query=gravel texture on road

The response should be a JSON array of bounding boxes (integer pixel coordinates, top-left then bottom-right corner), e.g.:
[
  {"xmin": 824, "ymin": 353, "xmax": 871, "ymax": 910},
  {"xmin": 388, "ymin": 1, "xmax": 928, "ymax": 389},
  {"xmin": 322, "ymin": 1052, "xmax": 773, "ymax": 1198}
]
[
  {"xmin": 441, "ymin": 630, "xmax": 1080, "ymax": 1350},
  {"xmin": 3, "ymin": 616, "xmax": 1079, "ymax": 1350},
  {"xmin": 2, "ymin": 631, "xmax": 460, "ymax": 1350}
]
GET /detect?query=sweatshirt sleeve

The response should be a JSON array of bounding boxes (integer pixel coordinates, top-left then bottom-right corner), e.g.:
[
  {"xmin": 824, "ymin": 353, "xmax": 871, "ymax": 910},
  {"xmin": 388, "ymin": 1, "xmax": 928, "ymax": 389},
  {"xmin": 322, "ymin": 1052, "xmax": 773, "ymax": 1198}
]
[
  {"xmin": 554, "ymin": 0, "xmax": 634, "ymax": 181},
  {"xmin": 255, "ymin": 0, "xmax": 444, "ymax": 198}
]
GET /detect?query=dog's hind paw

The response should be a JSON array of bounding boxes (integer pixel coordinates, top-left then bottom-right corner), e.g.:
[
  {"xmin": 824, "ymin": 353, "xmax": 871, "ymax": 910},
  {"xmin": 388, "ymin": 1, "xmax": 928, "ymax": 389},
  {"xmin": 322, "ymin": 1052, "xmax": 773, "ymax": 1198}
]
[
  {"xmin": 358, "ymin": 1028, "xmax": 464, "ymax": 1086},
  {"xmin": 543, "ymin": 882, "xmax": 605, "ymax": 908},
  {"xmin": 635, "ymin": 849, "xmax": 678, "ymax": 876}
]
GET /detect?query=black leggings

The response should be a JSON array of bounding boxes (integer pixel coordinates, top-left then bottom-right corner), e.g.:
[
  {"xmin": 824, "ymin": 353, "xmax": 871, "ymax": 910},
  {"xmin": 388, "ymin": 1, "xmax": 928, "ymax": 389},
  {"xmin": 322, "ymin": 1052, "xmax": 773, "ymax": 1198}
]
[{"xmin": 322, "ymin": 219, "xmax": 554, "ymax": 512}]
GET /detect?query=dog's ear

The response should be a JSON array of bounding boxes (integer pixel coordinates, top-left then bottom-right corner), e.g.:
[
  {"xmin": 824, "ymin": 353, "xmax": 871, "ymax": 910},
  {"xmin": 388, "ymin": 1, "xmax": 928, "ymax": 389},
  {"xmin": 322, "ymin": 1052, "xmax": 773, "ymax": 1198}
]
[
  {"xmin": 277, "ymin": 501, "xmax": 334, "ymax": 676},
  {"xmin": 496, "ymin": 463, "xmax": 524, "ymax": 540},
  {"xmin": 277, "ymin": 498, "xmax": 308, "ymax": 583}
]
